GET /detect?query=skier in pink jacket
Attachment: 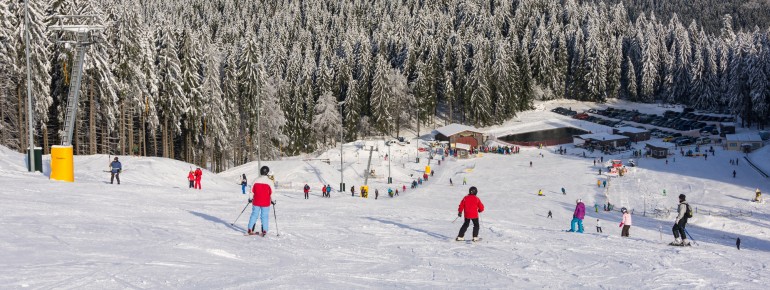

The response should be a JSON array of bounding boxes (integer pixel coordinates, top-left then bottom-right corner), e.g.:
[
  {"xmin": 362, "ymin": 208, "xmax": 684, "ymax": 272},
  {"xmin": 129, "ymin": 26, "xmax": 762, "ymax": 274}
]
[{"xmin": 619, "ymin": 207, "xmax": 632, "ymax": 237}]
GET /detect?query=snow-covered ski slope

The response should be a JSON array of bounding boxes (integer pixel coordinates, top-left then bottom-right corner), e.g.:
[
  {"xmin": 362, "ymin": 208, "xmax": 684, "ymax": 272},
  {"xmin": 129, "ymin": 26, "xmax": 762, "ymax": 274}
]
[{"xmin": 2, "ymin": 101, "xmax": 769, "ymax": 289}]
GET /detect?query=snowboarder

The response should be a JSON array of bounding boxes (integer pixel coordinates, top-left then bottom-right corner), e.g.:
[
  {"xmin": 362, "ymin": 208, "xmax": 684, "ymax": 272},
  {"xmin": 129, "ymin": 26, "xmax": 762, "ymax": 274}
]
[
  {"xmin": 547, "ymin": 211, "xmax": 552, "ymax": 218},
  {"xmin": 321, "ymin": 185, "xmax": 327, "ymax": 198},
  {"xmin": 455, "ymin": 186, "xmax": 485, "ymax": 242},
  {"xmin": 463, "ymin": 177, "xmax": 467, "ymax": 185},
  {"xmin": 247, "ymin": 166, "xmax": 275, "ymax": 236},
  {"xmin": 303, "ymin": 184, "xmax": 310, "ymax": 199},
  {"xmin": 194, "ymin": 167, "xmax": 203, "ymax": 189},
  {"xmin": 561, "ymin": 187, "xmax": 566, "ymax": 195},
  {"xmin": 187, "ymin": 170, "xmax": 195, "ymax": 188},
  {"xmin": 240, "ymin": 174, "xmax": 248, "ymax": 194},
  {"xmin": 733, "ymin": 170, "xmax": 736, "ymax": 178},
  {"xmin": 110, "ymin": 157, "xmax": 122, "ymax": 185},
  {"xmin": 567, "ymin": 199, "xmax": 585, "ymax": 233},
  {"xmin": 596, "ymin": 219, "xmax": 602, "ymax": 233},
  {"xmin": 620, "ymin": 207, "xmax": 632, "ymax": 237},
  {"xmin": 538, "ymin": 189, "xmax": 543, "ymax": 196},
  {"xmin": 671, "ymin": 194, "xmax": 692, "ymax": 246}
]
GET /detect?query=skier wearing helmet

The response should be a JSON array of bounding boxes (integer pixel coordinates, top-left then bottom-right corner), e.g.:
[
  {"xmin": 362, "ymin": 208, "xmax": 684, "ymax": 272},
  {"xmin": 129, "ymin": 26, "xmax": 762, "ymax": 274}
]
[
  {"xmin": 456, "ymin": 186, "xmax": 485, "ymax": 242},
  {"xmin": 619, "ymin": 207, "xmax": 632, "ymax": 237},
  {"xmin": 247, "ymin": 166, "xmax": 276, "ymax": 236}
]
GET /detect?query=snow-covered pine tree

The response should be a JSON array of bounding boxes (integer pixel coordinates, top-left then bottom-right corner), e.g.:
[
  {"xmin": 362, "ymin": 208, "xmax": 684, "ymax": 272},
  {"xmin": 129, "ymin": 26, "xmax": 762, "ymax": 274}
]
[
  {"xmin": 155, "ymin": 24, "xmax": 186, "ymax": 158},
  {"xmin": 200, "ymin": 42, "xmax": 229, "ymax": 170},
  {"xmin": 13, "ymin": 0, "xmax": 51, "ymax": 150},
  {"xmin": 311, "ymin": 90, "xmax": 342, "ymax": 147},
  {"xmin": 0, "ymin": 0, "xmax": 18, "ymax": 149}
]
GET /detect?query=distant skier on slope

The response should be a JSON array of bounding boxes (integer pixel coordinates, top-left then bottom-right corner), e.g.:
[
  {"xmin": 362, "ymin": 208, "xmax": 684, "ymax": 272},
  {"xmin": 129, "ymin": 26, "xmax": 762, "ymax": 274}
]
[
  {"xmin": 240, "ymin": 174, "xmax": 248, "ymax": 194},
  {"xmin": 326, "ymin": 184, "xmax": 332, "ymax": 198},
  {"xmin": 303, "ymin": 184, "xmax": 310, "ymax": 199},
  {"xmin": 456, "ymin": 186, "xmax": 485, "ymax": 242},
  {"xmin": 596, "ymin": 219, "xmax": 602, "ymax": 233},
  {"xmin": 247, "ymin": 166, "xmax": 276, "ymax": 236},
  {"xmin": 187, "ymin": 170, "xmax": 195, "ymax": 188},
  {"xmin": 620, "ymin": 207, "xmax": 632, "ymax": 237},
  {"xmin": 671, "ymin": 194, "xmax": 692, "ymax": 246},
  {"xmin": 110, "ymin": 157, "xmax": 122, "ymax": 185},
  {"xmin": 194, "ymin": 167, "xmax": 203, "ymax": 189},
  {"xmin": 567, "ymin": 199, "xmax": 585, "ymax": 233}
]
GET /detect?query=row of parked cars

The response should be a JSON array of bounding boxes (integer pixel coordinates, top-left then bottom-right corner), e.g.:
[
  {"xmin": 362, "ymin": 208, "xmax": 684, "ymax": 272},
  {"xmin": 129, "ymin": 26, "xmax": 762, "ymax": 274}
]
[{"xmin": 588, "ymin": 107, "xmax": 733, "ymax": 132}]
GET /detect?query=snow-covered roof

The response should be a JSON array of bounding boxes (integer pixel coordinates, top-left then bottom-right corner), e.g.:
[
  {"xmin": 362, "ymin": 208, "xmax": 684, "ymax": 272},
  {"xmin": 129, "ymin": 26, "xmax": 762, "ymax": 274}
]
[
  {"xmin": 455, "ymin": 143, "xmax": 471, "ymax": 151},
  {"xmin": 726, "ymin": 133, "xmax": 762, "ymax": 142},
  {"xmin": 615, "ymin": 126, "xmax": 648, "ymax": 134},
  {"xmin": 645, "ymin": 140, "xmax": 674, "ymax": 149},
  {"xmin": 434, "ymin": 124, "xmax": 483, "ymax": 137},
  {"xmin": 577, "ymin": 133, "xmax": 629, "ymax": 141}
]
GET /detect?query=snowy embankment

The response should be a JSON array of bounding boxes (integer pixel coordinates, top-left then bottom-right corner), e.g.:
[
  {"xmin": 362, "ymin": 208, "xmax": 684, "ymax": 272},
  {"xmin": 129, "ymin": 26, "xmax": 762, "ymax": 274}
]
[{"xmin": 2, "ymin": 100, "xmax": 770, "ymax": 288}]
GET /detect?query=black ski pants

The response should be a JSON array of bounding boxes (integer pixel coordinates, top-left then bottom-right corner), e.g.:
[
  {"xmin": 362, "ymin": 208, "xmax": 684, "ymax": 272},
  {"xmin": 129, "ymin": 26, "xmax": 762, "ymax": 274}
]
[
  {"xmin": 672, "ymin": 219, "xmax": 688, "ymax": 239},
  {"xmin": 111, "ymin": 172, "xmax": 120, "ymax": 184},
  {"xmin": 621, "ymin": 225, "xmax": 630, "ymax": 237},
  {"xmin": 458, "ymin": 218, "xmax": 480, "ymax": 238}
]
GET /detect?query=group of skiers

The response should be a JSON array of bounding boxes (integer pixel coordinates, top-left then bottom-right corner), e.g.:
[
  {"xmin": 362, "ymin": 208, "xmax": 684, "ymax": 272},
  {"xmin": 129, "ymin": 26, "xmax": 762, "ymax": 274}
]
[
  {"xmin": 300, "ymin": 184, "xmax": 334, "ymax": 199},
  {"xmin": 187, "ymin": 168, "xmax": 203, "ymax": 189},
  {"xmin": 561, "ymin": 194, "xmax": 692, "ymax": 246}
]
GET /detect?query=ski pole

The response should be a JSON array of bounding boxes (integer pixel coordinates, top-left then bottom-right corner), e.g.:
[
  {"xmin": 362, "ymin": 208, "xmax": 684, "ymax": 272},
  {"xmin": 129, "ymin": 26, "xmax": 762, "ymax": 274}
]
[
  {"xmin": 273, "ymin": 203, "xmax": 280, "ymax": 236},
  {"xmin": 684, "ymin": 228, "xmax": 698, "ymax": 246},
  {"xmin": 231, "ymin": 200, "xmax": 251, "ymax": 226},
  {"xmin": 452, "ymin": 216, "xmax": 460, "ymax": 223}
]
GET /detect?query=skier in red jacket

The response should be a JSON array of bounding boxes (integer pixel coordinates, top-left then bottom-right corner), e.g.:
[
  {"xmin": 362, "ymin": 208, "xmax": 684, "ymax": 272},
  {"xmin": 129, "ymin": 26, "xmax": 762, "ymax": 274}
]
[
  {"xmin": 194, "ymin": 168, "xmax": 203, "ymax": 189},
  {"xmin": 247, "ymin": 166, "xmax": 275, "ymax": 236},
  {"xmin": 456, "ymin": 186, "xmax": 485, "ymax": 242}
]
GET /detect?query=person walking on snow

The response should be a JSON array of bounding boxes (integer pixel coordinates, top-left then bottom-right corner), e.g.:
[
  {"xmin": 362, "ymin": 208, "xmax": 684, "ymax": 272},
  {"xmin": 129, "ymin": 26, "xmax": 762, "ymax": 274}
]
[
  {"xmin": 568, "ymin": 199, "xmax": 585, "ymax": 233},
  {"xmin": 450, "ymin": 178, "xmax": 453, "ymax": 186},
  {"xmin": 326, "ymin": 184, "xmax": 332, "ymax": 198},
  {"xmin": 672, "ymin": 194, "xmax": 692, "ymax": 246},
  {"xmin": 596, "ymin": 219, "xmax": 602, "ymax": 233},
  {"xmin": 456, "ymin": 186, "xmax": 485, "ymax": 242},
  {"xmin": 303, "ymin": 184, "xmax": 310, "ymax": 199},
  {"xmin": 240, "ymin": 174, "xmax": 248, "ymax": 194},
  {"xmin": 547, "ymin": 211, "xmax": 552, "ymax": 218},
  {"xmin": 463, "ymin": 177, "xmax": 467, "ymax": 185},
  {"xmin": 733, "ymin": 170, "xmax": 736, "ymax": 178},
  {"xmin": 321, "ymin": 185, "xmax": 327, "ymax": 198},
  {"xmin": 187, "ymin": 170, "xmax": 195, "ymax": 188},
  {"xmin": 351, "ymin": 186, "xmax": 355, "ymax": 196},
  {"xmin": 620, "ymin": 207, "xmax": 632, "ymax": 237},
  {"xmin": 375, "ymin": 189, "xmax": 379, "ymax": 199},
  {"xmin": 194, "ymin": 167, "xmax": 203, "ymax": 189},
  {"xmin": 561, "ymin": 187, "xmax": 566, "ymax": 195},
  {"xmin": 247, "ymin": 166, "xmax": 276, "ymax": 236},
  {"xmin": 110, "ymin": 157, "xmax": 122, "ymax": 185}
]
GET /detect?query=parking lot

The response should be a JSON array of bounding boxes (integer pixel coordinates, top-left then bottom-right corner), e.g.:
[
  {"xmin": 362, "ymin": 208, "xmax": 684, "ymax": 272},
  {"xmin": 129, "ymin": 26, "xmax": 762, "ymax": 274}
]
[{"xmin": 550, "ymin": 106, "xmax": 736, "ymax": 146}]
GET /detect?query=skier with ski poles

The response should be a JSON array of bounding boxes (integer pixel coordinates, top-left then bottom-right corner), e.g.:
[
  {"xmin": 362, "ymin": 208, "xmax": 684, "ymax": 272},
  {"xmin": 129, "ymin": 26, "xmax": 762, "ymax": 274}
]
[
  {"xmin": 671, "ymin": 194, "xmax": 692, "ymax": 246},
  {"xmin": 109, "ymin": 157, "xmax": 122, "ymax": 185},
  {"xmin": 247, "ymin": 166, "xmax": 276, "ymax": 236},
  {"xmin": 455, "ymin": 186, "xmax": 485, "ymax": 242}
]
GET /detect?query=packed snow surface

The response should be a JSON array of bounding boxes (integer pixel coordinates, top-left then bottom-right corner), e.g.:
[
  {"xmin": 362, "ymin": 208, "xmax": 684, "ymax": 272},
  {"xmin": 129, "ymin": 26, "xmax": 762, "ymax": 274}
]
[{"xmin": 1, "ymin": 100, "xmax": 769, "ymax": 289}]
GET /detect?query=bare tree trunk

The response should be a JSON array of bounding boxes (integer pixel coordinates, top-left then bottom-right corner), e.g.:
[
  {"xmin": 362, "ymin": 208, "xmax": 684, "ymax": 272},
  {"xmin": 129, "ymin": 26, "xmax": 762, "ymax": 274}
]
[
  {"xmin": 18, "ymin": 85, "xmax": 26, "ymax": 152},
  {"xmin": 128, "ymin": 106, "xmax": 134, "ymax": 156},
  {"xmin": 43, "ymin": 126, "xmax": 48, "ymax": 154},
  {"xmin": 120, "ymin": 99, "xmax": 126, "ymax": 155},
  {"xmin": 90, "ymin": 79, "xmax": 96, "ymax": 154},
  {"xmin": 162, "ymin": 118, "xmax": 168, "ymax": 158}
]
